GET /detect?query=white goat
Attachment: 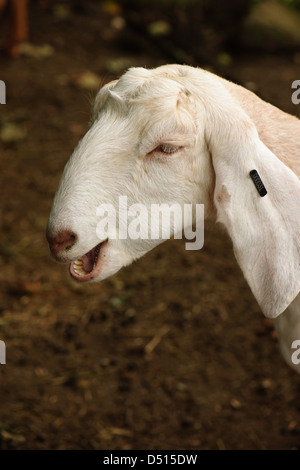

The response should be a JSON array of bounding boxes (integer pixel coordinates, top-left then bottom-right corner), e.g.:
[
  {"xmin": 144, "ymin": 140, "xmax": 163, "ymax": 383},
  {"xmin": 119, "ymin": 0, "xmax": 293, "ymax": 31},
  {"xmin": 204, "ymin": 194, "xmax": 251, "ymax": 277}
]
[{"xmin": 47, "ymin": 64, "xmax": 300, "ymax": 373}]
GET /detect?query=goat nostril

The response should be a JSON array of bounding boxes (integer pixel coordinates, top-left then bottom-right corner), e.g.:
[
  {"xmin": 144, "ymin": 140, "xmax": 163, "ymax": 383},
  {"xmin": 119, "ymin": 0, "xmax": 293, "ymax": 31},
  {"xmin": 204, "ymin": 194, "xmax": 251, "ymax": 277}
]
[{"xmin": 48, "ymin": 230, "xmax": 77, "ymax": 256}]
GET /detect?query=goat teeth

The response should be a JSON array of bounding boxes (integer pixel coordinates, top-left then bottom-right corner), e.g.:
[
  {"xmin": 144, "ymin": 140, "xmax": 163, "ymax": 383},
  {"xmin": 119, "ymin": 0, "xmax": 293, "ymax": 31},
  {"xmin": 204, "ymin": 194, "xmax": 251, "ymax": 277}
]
[
  {"xmin": 74, "ymin": 259, "xmax": 83, "ymax": 266},
  {"xmin": 74, "ymin": 266, "xmax": 87, "ymax": 276}
]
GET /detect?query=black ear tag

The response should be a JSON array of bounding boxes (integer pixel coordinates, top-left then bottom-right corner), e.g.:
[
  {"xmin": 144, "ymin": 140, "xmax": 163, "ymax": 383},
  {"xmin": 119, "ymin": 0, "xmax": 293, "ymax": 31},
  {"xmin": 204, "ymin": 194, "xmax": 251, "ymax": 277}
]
[{"xmin": 249, "ymin": 170, "xmax": 267, "ymax": 197}]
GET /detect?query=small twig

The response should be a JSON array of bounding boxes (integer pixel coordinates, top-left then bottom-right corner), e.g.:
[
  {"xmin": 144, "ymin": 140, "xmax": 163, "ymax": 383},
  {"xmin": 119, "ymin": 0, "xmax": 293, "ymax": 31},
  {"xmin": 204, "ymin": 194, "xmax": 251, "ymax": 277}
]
[{"xmin": 144, "ymin": 325, "xmax": 170, "ymax": 355}]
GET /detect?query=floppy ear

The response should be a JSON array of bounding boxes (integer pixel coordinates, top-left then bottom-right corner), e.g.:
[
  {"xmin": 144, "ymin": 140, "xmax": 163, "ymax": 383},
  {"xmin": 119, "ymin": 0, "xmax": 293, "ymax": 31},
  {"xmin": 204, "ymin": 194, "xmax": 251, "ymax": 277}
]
[{"xmin": 208, "ymin": 107, "xmax": 300, "ymax": 318}]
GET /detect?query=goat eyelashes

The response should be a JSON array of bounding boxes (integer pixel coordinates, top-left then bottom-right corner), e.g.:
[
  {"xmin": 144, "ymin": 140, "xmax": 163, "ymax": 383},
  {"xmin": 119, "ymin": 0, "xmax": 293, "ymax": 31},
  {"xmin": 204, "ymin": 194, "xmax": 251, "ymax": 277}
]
[{"xmin": 147, "ymin": 143, "xmax": 182, "ymax": 156}]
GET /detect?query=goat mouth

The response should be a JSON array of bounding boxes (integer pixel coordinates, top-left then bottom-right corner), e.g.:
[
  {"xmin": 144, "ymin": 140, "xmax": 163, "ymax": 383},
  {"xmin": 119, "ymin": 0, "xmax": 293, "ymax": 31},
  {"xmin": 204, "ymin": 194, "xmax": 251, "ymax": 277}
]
[{"xmin": 69, "ymin": 240, "xmax": 108, "ymax": 282}]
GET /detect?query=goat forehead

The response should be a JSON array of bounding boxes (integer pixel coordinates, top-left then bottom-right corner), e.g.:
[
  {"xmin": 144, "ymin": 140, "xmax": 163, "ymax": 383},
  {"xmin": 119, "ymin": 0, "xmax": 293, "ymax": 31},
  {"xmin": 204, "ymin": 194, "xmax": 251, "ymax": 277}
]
[
  {"xmin": 113, "ymin": 72, "xmax": 185, "ymax": 102},
  {"xmin": 90, "ymin": 68, "xmax": 198, "ymax": 140},
  {"xmin": 93, "ymin": 91, "xmax": 186, "ymax": 131}
]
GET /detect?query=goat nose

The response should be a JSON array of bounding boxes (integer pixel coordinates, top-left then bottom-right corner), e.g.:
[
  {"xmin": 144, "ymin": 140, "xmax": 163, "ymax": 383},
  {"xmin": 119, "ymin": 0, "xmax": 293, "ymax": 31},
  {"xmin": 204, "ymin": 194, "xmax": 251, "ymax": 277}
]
[{"xmin": 47, "ymin": 230, "xmax": 77, "ymax": 258}]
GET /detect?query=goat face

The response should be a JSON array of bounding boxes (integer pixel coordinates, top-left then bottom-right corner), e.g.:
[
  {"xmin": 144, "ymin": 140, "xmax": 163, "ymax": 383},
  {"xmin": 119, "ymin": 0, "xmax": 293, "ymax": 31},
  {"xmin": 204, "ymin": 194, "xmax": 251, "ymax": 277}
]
[{"xmin": 46, "ymin": 65, "xmax": 213, "ymax": 284}]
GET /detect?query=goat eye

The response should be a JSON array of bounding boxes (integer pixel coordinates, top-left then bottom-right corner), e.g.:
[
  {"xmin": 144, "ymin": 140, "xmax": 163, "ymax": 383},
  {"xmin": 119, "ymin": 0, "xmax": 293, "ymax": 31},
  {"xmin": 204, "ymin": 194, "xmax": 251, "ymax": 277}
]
[
  {"xmin": 146, "ymin": 143, "xmax": 182, "ymax": 157},
  {"xmin": 157, "ymin": 144, "xmax": 179, "ymax": 154}
]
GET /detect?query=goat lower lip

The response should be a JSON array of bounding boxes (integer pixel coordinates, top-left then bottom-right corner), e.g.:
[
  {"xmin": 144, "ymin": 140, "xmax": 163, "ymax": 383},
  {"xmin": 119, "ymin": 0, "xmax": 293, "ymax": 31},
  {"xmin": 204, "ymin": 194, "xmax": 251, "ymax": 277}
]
[{"xmin": 69, "ymin": 241, "xmax": 107, "ymax": 282}]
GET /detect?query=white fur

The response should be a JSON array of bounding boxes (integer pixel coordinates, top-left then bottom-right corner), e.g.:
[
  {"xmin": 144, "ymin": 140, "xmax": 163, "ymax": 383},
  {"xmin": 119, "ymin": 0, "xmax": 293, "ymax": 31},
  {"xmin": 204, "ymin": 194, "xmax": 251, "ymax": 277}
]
[{"xmin": 47, "ymin": 64, "xmax": 300, "ymax": 372}]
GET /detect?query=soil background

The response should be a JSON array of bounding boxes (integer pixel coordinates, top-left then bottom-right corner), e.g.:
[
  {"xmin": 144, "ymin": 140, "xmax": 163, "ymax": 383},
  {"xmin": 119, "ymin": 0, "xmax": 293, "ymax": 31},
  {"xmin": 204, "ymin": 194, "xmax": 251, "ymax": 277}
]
[{"xmin": 0, "ymin": 0, "xmax": 300, "ymax": 450}]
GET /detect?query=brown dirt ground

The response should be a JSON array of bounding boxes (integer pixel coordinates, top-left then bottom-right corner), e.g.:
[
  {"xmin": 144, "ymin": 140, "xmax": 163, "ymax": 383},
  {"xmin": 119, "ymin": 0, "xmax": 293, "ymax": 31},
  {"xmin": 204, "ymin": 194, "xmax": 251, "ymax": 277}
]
[{"xmin": 0, "ymin": 2, "xmax": 300, "ymax": 450}]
